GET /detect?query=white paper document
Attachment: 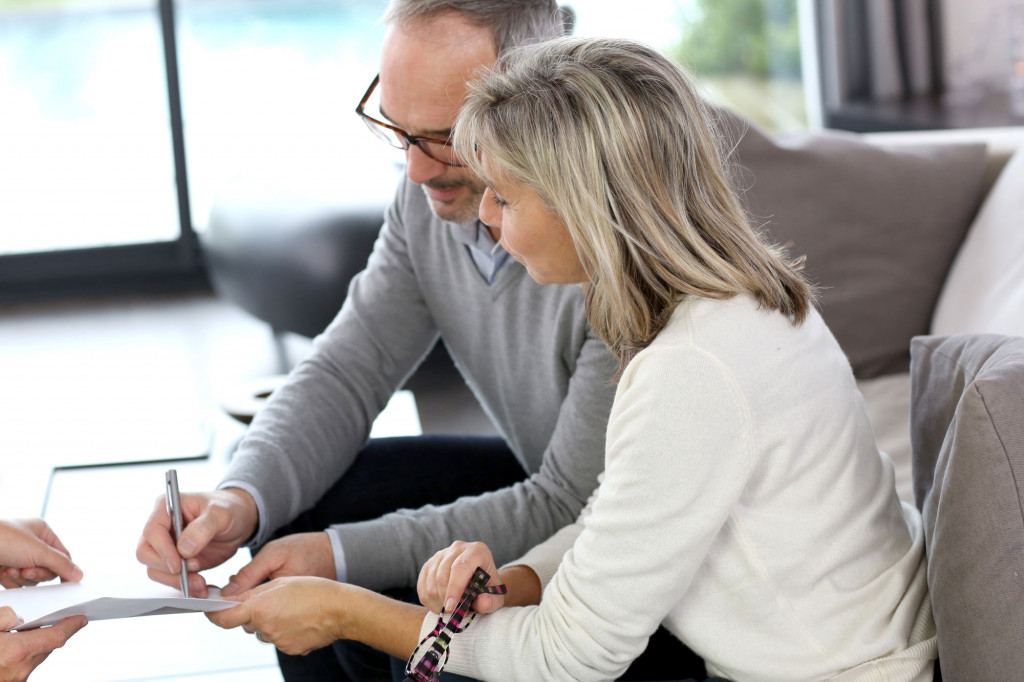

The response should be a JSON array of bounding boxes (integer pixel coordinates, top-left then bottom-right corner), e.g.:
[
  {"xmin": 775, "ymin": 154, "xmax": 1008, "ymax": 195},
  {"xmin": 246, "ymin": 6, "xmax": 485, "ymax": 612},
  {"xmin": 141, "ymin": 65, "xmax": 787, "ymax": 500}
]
[{"xmin": 0, "ymin": 581, "xmax": 236, "ymax": 630}]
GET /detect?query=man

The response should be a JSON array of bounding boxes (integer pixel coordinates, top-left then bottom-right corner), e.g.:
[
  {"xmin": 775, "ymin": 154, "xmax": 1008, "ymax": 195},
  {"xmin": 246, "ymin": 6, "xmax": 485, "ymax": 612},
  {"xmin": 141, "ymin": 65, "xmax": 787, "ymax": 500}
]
[{"xmin": 138, "ymin": 1, "xmax": 619, "ymax": 679}]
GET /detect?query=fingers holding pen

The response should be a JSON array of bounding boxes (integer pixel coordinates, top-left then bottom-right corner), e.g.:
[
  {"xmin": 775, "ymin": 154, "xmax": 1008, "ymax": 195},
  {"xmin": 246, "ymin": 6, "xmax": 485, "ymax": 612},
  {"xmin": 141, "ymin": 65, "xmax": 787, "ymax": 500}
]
[
  {"xmin": 138, "ymin": 495, "xmax": 182, "ymax": 573},
  {"xmin": 137, "ymin": 488, "xmax": 259, "ymax": 598}
]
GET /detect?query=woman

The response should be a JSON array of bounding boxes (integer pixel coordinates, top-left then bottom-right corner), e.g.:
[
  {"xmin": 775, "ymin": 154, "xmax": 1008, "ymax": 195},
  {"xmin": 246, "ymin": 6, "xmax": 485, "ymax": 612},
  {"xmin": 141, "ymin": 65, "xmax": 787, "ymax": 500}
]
[{"xmin": 209, "ymin": 37, "xmax": 936, "ymax": 681}]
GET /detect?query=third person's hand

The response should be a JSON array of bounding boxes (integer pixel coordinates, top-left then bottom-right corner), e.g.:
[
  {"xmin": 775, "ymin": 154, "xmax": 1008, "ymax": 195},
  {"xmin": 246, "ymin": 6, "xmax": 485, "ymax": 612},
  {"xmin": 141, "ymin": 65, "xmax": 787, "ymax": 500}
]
[
  {"xmin": 0, "ymin": 519, "xmax": 83, "ymax": 589},
  {"xmin": 0, "ymin": 606, "xmax": 86, "ymax": 682}
]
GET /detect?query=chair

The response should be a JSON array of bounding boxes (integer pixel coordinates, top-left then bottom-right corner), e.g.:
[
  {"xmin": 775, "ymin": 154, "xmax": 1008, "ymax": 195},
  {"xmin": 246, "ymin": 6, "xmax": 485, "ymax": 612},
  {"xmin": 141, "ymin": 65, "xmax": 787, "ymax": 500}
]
[
  {"xmin": 201, "ymin": 182, "xmax": 387, "ymax": 371},
  {"xmin": 199, "ymin": 182, "xmax": 459, "ymax": 427}
]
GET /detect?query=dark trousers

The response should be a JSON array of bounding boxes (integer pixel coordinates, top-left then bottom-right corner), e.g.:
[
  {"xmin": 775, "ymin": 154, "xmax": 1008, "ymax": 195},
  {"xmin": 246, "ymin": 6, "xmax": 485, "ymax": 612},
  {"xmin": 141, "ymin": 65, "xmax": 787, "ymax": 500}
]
[{"xmin": 268, "ymin": 435, "xmax": 706, "ymax": 682}]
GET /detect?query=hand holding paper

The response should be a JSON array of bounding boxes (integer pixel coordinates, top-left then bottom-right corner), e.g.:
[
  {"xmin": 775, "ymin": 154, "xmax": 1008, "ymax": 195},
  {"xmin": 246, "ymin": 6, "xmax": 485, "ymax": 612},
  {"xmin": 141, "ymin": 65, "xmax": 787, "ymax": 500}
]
[
  {"xmin": 0, "ymin": 605, "xmax": 86, "ymax": 682},
  {"xmin": 208, "ymin": 576, "xmax": 348, "ymax": 655},
  {"xmin": 0, "ymin": 580, "xmax": 236, "ymax": 631}
]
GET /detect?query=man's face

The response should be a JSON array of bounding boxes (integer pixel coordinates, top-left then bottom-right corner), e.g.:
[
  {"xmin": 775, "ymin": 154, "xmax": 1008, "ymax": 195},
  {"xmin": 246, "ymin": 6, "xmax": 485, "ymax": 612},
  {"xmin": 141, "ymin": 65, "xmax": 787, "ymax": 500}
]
[{"xmin": 378, "ymin": 13, "xmax": 497, "ymax": 224}]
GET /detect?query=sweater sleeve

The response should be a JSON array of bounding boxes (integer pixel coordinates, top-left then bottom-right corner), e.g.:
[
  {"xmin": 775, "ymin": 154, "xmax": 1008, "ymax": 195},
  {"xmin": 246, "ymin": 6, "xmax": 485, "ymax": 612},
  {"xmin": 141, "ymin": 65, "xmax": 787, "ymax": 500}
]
[
  {"xmin": 432, "ymin": 343, "xmax": 756, "ymax": 681},
  {"xmin": 508, "ymin": 476, "xmax": 599, "ymax": 589},
  {"xmin": 335, "ymin": 326, "xmax": 615, "ymax": 590},
  {"xmin": 220, "ymin": 178, "xmax": 441, "ymax": 546}
]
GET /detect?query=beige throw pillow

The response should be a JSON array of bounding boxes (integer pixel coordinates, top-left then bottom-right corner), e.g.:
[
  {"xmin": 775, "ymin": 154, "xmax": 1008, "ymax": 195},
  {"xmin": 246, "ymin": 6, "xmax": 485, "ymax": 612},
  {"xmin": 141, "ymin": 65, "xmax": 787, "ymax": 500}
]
[{"xmin": 720, "ymin": 110, "xmax": 987, "ymax": 379}]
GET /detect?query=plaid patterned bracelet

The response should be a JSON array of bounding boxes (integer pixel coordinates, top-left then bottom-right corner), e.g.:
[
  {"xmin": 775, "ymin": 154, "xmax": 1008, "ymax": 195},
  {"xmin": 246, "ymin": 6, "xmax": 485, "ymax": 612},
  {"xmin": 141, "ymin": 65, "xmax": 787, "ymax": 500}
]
[{"xmin": 404, "ymin": 567, "xmax": 508, "ymax": 682}]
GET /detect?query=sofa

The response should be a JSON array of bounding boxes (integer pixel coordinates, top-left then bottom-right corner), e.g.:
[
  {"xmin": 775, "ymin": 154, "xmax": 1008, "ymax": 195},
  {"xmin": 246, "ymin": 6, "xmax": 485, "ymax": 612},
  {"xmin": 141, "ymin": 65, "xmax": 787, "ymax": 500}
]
[
  {"xmin": 910, "ymin": 332, "xmax": 1024, "ymax": 680},
  {"xmin": 720, "ymin": 116, "xmax": 1024, "ymax": 506},
  {"xmin": 720, "ymin": 120, "xmax": 1024, "ymax": 680},
  {"xmin": 201, "ymin": 117, "xmax": 1024, "ymax": 680}
]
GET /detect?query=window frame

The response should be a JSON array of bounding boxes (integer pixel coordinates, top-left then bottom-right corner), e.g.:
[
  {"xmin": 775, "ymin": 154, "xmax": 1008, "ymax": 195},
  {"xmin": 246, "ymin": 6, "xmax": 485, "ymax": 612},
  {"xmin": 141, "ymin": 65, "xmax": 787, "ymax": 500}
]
[{"xmin": 0, "ymin": 0, "xmax": 205, "ymax": 305}]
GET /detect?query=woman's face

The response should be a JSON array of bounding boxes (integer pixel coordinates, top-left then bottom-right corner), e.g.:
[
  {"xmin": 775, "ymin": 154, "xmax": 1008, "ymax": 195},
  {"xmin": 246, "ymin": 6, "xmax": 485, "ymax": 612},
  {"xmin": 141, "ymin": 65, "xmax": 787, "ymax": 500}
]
[{"xmin": 477, "ymin": 155, "xmax": 587, "ymax": 286}]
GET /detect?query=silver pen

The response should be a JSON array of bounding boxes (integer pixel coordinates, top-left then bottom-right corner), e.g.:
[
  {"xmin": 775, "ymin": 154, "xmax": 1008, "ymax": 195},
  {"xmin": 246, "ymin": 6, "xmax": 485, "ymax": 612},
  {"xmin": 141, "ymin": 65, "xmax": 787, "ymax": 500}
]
[{"xmin": 165, "ymin": 469, "xmax": 190, "ymax": 598}]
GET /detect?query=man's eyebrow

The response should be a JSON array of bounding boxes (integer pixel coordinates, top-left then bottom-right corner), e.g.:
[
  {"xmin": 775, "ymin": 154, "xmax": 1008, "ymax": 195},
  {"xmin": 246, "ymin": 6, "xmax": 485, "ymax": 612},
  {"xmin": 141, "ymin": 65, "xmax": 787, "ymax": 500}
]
[{"xmin": 377, "ymin": 105, "xmax": 452, "ymax": 139}]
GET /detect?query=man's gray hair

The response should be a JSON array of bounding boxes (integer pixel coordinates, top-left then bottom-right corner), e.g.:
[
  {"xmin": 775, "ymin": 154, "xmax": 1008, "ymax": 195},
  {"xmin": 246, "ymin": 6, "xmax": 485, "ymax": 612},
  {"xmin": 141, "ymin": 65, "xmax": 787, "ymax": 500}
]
[{"xmin": 383, "ymin": 0, "xmax": 565, "ymax": 54}]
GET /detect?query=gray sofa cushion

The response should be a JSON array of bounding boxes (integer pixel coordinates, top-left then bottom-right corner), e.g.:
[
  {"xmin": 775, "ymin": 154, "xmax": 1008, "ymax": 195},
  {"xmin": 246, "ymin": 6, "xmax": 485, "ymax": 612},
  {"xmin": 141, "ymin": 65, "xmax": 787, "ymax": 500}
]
[
  {"xmin": 910, "ymin": 333, "xmax": 1024, "ymax": 680},
  {"xmin": 722, "ymin": 112, "xmax": 987, "ymax": 378}
]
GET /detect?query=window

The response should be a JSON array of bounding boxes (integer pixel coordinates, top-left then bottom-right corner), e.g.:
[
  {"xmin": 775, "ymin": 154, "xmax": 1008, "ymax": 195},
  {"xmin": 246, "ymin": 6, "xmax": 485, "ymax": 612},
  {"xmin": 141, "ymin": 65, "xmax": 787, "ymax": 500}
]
[
  {"xmin": 0, "ymin": 0, "xmax": 179, "ymax": 255},
  {"xmin": 0, "ymin": 0, "xmax": 817, "ymax": 302},
  {"xmin": 570, "ymin": 0, "xmax": 810, "ymax": 131},
  {"xmin": 174, "ymin": 0, "xmax": 396, "ymax": 232},
  {"xmin": 0, "ymin": 0, "xmax": 397, "ymax": 301}
]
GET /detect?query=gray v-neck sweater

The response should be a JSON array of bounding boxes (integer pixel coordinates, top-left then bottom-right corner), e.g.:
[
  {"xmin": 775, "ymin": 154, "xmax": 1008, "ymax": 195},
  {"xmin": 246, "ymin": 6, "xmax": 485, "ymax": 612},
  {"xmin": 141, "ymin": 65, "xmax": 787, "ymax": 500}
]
[{"xmin": 221, "ymin": 176, "xmax": 617, "ymax": 590}]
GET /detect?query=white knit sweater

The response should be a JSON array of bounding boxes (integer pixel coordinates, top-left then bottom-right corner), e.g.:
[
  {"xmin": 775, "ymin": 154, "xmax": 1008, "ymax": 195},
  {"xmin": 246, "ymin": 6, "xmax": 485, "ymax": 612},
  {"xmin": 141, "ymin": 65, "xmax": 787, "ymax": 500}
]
[{"xmin": 419, "ymin": 295, "xmax": 936, "ymax": 682}]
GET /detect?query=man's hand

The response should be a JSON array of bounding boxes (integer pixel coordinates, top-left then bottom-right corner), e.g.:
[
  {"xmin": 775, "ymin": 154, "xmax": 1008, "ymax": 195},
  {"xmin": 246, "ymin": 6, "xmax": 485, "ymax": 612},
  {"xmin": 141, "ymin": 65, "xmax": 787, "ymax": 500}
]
[
  {"xmin": 207, "ymin": 577, "xmax": 346, "ymax": 656},
  {"xmin": 220, "ymin": 532, "xmax": 335, "ymax": 597},
  {"xmin": 0, "ymin": 519, "xmax": 83, "ymax": 589},
  {"xmin": 136, "ymin": 487, "xmax": 258, "ymax": 598},
  {"xmin": 0, "ymin": 606, "xmax": 86, "ymax": 682}
]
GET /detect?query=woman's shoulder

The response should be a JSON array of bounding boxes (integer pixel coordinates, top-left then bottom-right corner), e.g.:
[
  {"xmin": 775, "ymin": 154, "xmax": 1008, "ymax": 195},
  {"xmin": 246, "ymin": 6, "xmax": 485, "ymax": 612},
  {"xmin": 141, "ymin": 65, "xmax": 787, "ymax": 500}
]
[
  {"xmin": 625, "ymin": 295, "xmax": 839, "ymax": 392},
  {"xmin": 617, "ymin": 297, "xmax": 755, "ymax": 392},
  {"xmin": 654, "ymin": 294, "xmax": 821, "ymax": 349}
]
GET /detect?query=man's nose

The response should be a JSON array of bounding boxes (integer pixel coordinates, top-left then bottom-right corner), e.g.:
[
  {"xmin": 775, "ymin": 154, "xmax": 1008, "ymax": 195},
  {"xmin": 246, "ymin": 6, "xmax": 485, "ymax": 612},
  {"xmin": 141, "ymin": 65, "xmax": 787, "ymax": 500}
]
[{"xmin": 405, "ymin": 144, "xmax": 447, "ymax": 185}]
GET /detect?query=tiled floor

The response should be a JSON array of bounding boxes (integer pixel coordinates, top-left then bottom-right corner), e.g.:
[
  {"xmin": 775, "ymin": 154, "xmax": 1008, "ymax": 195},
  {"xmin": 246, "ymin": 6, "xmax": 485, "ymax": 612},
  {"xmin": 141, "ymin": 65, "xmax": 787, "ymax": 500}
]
[{"xmin": 0, "ymin": 292, "xmax": 493, "ymax": 681}]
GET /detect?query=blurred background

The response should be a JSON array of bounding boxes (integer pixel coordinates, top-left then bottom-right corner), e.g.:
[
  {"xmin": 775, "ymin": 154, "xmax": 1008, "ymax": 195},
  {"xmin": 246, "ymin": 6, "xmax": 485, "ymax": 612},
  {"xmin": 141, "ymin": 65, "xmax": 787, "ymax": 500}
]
[
  {"xmin": 3, "ymin": 0, "xmax": 1021, "ymax": 276},
  {"xmin": 0, "ymin": 0, "xmax": 810, "ymax": 264}
]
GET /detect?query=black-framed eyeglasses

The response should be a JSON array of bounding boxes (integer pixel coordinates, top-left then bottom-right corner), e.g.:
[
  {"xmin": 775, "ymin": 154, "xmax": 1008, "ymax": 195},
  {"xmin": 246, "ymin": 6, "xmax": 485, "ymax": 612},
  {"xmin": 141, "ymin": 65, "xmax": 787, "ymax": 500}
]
[{"xmin": 355, "ymin": 74, "xmax": 465, "ymax": 167}]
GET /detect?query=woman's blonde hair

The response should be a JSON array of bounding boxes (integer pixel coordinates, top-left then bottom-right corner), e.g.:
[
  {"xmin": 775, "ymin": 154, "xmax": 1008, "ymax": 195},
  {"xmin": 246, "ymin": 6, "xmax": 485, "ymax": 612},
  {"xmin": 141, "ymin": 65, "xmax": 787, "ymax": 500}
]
[{"xmin": 455, "ymin": 37, "xmax": 814, "ymax": 377}]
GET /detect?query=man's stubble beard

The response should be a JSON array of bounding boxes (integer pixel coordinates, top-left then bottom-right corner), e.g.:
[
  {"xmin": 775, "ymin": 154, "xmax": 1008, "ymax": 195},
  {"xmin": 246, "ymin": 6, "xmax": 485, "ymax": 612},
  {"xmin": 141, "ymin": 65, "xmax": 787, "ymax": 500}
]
[{"xmin": 421, "ymin": 174, "xmax": 486, "ymax": 224}]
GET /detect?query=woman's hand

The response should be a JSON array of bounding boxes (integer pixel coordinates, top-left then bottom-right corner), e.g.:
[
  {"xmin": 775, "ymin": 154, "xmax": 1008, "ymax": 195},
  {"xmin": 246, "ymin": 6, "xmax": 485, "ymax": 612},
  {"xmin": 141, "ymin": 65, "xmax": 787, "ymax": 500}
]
[
  {"xmin": 206, "ymin": 576, "xmax": 346, "ymax": 656},
  {"xmin": 209, "ymin": 577, "xmax": 430, "ymax": 662},
  {"xmin": 0, "ymin": 519, "xmax": 83, "ymax": 589},
  {"xmin": 417, "ymin": 541, "xmax": 508, "ymax": 615},
  {"xmin": 0, "ymin": 606, "xmax": 87, "ymax": 682}
]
